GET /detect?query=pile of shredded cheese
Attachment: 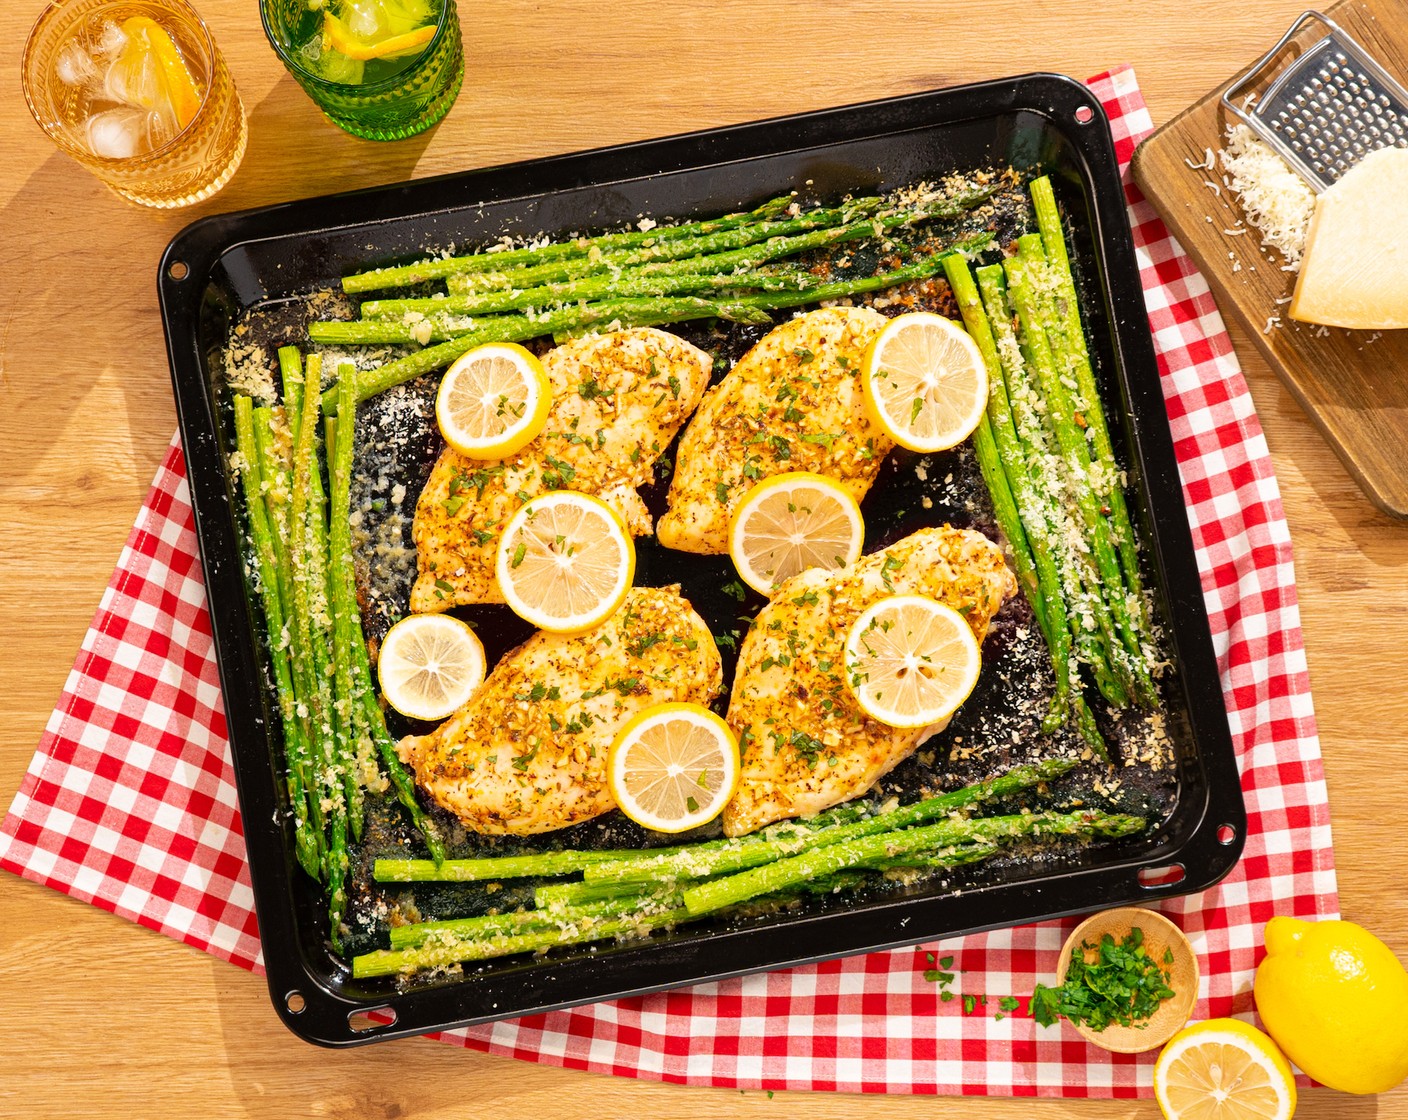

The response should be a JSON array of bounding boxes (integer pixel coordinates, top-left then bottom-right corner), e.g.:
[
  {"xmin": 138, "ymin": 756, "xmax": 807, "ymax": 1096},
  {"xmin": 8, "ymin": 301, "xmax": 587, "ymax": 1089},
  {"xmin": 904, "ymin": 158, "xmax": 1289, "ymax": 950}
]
[{"xmin": 1217, "ymin": 124, "xmax": 1317, "ymax": 268}]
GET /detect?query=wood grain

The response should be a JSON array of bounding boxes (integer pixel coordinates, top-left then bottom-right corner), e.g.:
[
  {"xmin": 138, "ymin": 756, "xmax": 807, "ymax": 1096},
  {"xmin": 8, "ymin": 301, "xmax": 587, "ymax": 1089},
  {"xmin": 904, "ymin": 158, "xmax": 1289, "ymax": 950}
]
[
  {"xmin": 3, "ymin": 2, "xmax": 1408, "ymax": 1118},
  {"xmin": 1131, "ymin": 0, "xmax": 1408, "ymax": 518}
]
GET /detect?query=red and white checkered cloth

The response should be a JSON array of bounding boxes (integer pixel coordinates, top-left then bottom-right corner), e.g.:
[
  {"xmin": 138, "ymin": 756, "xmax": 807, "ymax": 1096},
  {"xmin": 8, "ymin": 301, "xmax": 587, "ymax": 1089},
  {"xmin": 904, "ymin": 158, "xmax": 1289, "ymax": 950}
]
[{"xmin": 0, "ymin": 66, "xmax": 1337, "ymax": 1097}]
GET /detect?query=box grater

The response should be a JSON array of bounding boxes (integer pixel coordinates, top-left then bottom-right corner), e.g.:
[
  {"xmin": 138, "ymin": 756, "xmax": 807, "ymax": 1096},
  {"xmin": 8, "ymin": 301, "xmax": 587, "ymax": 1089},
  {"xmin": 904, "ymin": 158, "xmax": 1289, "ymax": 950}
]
[{"xmin": 1222, "ymin": 9, "xmax": 1408, "ymax": 191}]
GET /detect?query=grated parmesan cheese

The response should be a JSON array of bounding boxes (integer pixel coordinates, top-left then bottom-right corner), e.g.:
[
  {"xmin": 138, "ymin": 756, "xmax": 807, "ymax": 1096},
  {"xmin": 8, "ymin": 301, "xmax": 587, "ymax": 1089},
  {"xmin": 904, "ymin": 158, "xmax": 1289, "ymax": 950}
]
[{"xmin": 1218, "ymin": 124, "xmax": 1316, "ymax": 268}]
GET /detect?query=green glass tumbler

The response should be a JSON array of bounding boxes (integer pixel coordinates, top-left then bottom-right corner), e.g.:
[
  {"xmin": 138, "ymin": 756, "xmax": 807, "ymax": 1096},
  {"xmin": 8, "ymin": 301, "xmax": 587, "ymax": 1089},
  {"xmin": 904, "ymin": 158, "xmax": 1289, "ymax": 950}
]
[{"xmin": 260, "ymin": 0, "xmax": 463, "ymax": 141}]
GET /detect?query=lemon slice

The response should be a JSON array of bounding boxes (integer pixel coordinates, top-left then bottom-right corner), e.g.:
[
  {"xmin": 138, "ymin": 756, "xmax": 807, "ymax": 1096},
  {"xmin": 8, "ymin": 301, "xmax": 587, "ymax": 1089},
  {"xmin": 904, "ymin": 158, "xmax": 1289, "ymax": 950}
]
[
  {"xmin": 495, "ymin": 492, "xmax": 635, "ymax": 633},
  {"xmin": 842, "ymin": 595, "xmax": 981, "ymax": 728},
  {"xmin": 607, "ymin": 703, "xmax": 739, "ymax": 833},
  {"xmin": 377, "ymin": 613, "xmax": 486, "ymax": 722},
  {"xmin": 436, "ymin": 342, "xmax": 551, "ymax": 460},
  {"xmin": 113, "ymin": 16, "xmax": 203, "ymax": 131},
  {"xmin": 322, "ymin": 13, "xmax": 436, "ymax": 62},
  {"xmin": 1153, "ymin": 1019, "xmax": 1297, "ymax": 1120},
  {"xmin": 727, "ymin": 471, "xmax": 864, "ymax": 595},
  {"xmin": 861, "ymin": 311, "xmax": 988, "ymax": 452}
]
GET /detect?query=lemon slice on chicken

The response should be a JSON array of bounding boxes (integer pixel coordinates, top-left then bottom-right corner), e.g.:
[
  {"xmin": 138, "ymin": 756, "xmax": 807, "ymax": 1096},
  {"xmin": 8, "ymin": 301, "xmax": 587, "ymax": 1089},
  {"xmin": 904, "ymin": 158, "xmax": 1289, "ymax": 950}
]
[
  {"xmin": 494, "ymin": 492, "xmax": 636, "ymax": 633},
  {"xmin": 861, "ymin": 312, "xmax": 988, "ymax": 452},
  {"xmin": 608, "ymin": 703, "xmax": 739, "ymax": 833},
  {"xmin": 842, "ymin": 595, "xmax": 981, "ymax": 728},
  {"xmin": 727, "ymin": 471, "xmax": 864, "ymax": 595},
  {"xmin": 436, "ymin": 342, "xmax": 551, "ymax": 459}
]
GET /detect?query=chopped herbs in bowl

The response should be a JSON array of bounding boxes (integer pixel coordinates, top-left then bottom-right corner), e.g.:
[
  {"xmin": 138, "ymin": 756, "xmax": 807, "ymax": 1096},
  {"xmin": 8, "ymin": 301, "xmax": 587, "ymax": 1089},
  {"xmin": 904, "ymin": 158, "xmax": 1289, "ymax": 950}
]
[{"xmin": 1035, "ymin": 906, "xmax": 1199, "ymax": 1053}]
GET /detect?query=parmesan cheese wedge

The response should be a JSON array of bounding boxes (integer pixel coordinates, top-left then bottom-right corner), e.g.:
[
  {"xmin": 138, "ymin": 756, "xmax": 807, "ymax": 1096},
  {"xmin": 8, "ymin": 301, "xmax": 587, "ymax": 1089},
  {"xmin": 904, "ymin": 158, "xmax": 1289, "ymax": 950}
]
[{"xmin": 1289, "ymin": 146, "xmax": 1408, "ymax": 330}]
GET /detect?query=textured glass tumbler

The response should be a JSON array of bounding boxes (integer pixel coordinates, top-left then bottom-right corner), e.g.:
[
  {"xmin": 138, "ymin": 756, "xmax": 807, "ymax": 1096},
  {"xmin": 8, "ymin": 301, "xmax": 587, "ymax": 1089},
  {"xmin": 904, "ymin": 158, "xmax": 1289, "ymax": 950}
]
[
  {"xmin": 260, "ymin": 0, "xmax": 463, "ymax": 141},
  {"xmin": 22, "ymin": 0, "xmax": 247, "ymax": 208}
]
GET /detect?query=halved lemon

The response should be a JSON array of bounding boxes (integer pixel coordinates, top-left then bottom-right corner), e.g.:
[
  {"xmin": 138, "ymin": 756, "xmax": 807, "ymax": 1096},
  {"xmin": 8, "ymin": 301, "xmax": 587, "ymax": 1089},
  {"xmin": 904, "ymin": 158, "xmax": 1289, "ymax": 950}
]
[
  {"xmin": 842, "ymin": 595, "xmax": 981, "ymax": 728},
  {"xmin": 1153, "ymin": 1018, "xmax": 1297, "ymax": 1120},
  {"xmin": 495, "ymin": 492, "xmax": 635, "ymax": 633},
  {"xmin": 436, "ymin": 342, "xmax": 551, "ymax": 459},
  {"xmin": 607, "ymin": 703, "xmax": 739, "ymax": 833},
  {"xmin": 727, "ymin": 471, "xmax": 864, "ymax": 595},
  {"xmin": 861, "ymin": 311, "xmax": 988, "ymax": 452},
  {"xmin": 377, "ymin": 613, "xmax": 485, "ymax": 722}
]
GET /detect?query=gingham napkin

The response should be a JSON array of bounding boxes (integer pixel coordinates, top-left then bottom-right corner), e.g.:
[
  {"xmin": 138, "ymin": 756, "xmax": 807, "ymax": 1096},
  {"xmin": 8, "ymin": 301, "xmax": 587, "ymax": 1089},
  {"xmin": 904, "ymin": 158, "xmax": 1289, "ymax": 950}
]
[{"xmin": 0, "ymin": 66, "xmax": 1338, "ymax": 1097}]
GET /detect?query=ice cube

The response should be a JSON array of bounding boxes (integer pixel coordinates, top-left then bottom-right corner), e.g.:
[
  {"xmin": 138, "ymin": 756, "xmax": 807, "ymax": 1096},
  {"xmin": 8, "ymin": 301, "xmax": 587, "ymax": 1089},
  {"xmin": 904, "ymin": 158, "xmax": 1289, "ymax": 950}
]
[
  {"xmin": 54, "ymin": 41, "xmax": 98, "ymax": 87},
  {"xmin": 84, "ymin": 107, "xmax": 173, "ymax": 158},
  {"xmin": 85, "ymin": 106, "xmax": 146, "ymax": 158},
  {"xmin": 96, "ymin": 20, "xmax": 128, "ymax": 60},
  {"xmin": 104, "ymin": 36, "xmax": 162, "ymax": 108},
  {"xmin": 343, "ymin": 0, "xmax": 391, "ymax": 40}
]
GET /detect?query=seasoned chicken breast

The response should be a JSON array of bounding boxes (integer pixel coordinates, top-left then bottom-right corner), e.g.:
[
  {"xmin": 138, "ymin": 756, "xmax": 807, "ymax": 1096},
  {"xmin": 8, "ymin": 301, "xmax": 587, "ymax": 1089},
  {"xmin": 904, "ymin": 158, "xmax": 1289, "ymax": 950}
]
[
  {"xmin": 397, "ymin": 586, "xmax": 722, "ymax": 835},
  {"xmin": 656, "ymin": 307, "xmax": 893, "ymax": 554},
  {"xmin": 722, "ymin": 527, "xmax": 1016, "ymax": 837},
  {"xmin": 410, "ymin": 328, "xmax": 711, "ymax": 612}
]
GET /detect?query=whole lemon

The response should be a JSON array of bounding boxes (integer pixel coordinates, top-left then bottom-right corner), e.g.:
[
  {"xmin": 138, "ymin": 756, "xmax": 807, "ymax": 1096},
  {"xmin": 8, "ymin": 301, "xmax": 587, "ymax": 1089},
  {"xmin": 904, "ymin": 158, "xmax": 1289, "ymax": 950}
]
[{"xmin": 1254, "ymin": 916, "xmax": 1408, "ymax": 1094}]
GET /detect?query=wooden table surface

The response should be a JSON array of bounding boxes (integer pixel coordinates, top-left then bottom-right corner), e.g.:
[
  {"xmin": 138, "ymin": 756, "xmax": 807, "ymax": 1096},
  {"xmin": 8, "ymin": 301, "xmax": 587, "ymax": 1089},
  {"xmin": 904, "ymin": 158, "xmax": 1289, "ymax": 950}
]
[{"xmin": 3, "ymin": 2, "xmax": 1405, "ymax": 1117}]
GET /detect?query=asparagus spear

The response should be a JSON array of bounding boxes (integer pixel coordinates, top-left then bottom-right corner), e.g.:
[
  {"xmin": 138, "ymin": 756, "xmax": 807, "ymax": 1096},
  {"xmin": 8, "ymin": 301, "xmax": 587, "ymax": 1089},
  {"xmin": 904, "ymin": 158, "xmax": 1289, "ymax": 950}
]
[
  {"xmin": 427, "ymin": 197, "xmax": 884, "ymax": 295},
  {"xmin": 582, "ymin": 758, "xmax": 1076, "ymax": 884},
  {"xmin": 361, "ymin": 844, "xmax": 1005, "ymax": 977},
  {"xmin": 352, "ymin": 905, "xmax": 693, "ymax": 979},
  {"xmin": 359, "ymin": 263, "xmax": 824, "ymax": 320},
  {"xmin": 388, "ymin": 895, "xmax": 677, "ymax": 950},
  {"xmin": 1006, "ymin": 240, "xmax": 1156, "ymax": 706},
  {"xmin": 290, "ymin": 357, "xmax": 349, "ymax": 944},
  {"xmin": 1029, "ymin": 177, "xmax": 1153, "ymax": 650},
  {"xmin": 976, "ymin": 265, "xmax": 1128, "ymax": 715},
  {"xmin": 327, "ymin": 372, "xmax": 367, "ymax": 842},
  {"xmin": 310, "ymin": 293, "xmax": 771, "ymax": 348},
  {"xmin": 534, "ymin": 878, "xmax": 668, "ymax": 910},
  {"xmin": 374, "ymin": 847, "xmax": 655, "ymax": 883},
  {"xmin": 340, "ymin": 195, "xmax": 797, "ymax": 292},
  {"xmin": 232, "ymin": 397, "xmax": 320, "ymax": 879},
  {"xmin": 682, "ymin": 810, "xmax": 1147, "ymax": 916},
  {"xmin": 319, "ymin": 241, "xmax": 992, "ymax": 412},
  {"xmin": 943, "ymin": 256, "xmax": 1068, "ymax": 735},
  {"xmin": 352, "ymin": 840, "xmax": 1017, "ymax": 978}
]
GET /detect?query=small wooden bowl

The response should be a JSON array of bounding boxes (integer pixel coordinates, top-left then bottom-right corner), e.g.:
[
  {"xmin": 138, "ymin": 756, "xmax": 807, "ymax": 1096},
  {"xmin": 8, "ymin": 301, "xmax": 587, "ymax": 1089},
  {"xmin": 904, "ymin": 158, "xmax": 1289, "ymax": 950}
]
[{"xmin": 1054, "ymin": 906, "xmax": 1199, "ymax": 1054}]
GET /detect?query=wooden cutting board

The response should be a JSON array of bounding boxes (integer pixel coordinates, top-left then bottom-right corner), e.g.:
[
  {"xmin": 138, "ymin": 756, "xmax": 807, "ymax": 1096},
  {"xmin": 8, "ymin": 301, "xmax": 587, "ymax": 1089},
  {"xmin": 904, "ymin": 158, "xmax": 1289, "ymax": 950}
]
[{"xmin": 1131, "ymin": 0, "xmax": 1408, "ymax": 519}]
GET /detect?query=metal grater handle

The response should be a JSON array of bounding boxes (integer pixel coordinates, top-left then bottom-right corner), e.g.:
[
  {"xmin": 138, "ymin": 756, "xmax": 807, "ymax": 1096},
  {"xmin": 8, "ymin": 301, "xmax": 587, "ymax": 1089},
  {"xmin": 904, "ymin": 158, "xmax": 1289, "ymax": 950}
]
[{"xmin": 1221, "ymin": 9, "xmax": 1408, "ymax": 191}]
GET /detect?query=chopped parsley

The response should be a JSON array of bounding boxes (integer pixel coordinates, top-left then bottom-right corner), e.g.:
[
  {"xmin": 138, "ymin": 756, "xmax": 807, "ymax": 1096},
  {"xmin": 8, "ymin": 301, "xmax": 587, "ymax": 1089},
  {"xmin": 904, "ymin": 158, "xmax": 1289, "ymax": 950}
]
[
  {"xmin": 721, "ymin": 579, "xmax": 748, "ymax": 602},
  {"xmin": 578, "ymin": 377, "xmax": 608, "ymax": 400},
  {"xmin": 541, "ymin": 454, "xmax": 576, "ymax": 489},
  {"xmin": 1031, "ymin": 927, "xmax": 1176, "ymax": 1032},
  {"xmin": 513, "ymin": 683, "xmax": 561, "ymax": 703}
]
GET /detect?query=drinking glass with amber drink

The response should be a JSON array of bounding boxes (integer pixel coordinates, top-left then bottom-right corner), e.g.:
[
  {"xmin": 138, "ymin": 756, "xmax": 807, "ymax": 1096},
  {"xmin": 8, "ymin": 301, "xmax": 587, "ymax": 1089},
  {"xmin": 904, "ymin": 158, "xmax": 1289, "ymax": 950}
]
[
  {"xmin": 22, "ymin": 0, "xmax": 247, "ymax": 208},
  {"xmin": 260, "ymin": 0, "xmax": 463, "ymax": 141}
]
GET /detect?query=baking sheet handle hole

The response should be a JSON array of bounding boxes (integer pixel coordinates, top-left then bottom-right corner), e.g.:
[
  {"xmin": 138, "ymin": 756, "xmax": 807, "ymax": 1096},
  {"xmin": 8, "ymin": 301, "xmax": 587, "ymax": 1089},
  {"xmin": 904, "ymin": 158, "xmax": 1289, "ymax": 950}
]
[
  {"xmin": 1075, "ymin": 105, "xmax": 1095, "ymax": 125},
  {"xmin": 284, "ymin": 991, "xmax": 306, "ymax": 1014},
  {"xmin": 1137, "ymin": 863, "xmax": 1187, "ymax": 888},
  {"xmin": 1216, "ymin": 823, "xmax": 1238, "ymax": 846},
  {"xmin": 168, "ymin": 260, "xmax": 189, "ymax": 281},
  {"xmin": 348, "ymin": 1005, "xmax": 399, "ymax": 1034}
]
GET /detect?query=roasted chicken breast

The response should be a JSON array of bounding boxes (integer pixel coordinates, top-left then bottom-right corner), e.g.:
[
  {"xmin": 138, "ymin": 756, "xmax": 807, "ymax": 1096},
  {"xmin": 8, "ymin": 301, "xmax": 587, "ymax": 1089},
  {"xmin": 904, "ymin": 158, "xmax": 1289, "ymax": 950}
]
[
  {"xmin": 722, "ymin": 527, "xmax": 1016, "ymax": 837},
  {"xmin": 656, "ymin": 307, "xmax": 894, "ymax": 554},
  {"xmin": 409, "ymin": 328, "xmax": 711, "ymax": 612},
  {"xmin": 397, "ymin": 585, "xmax": 722, "ymax": 835}
]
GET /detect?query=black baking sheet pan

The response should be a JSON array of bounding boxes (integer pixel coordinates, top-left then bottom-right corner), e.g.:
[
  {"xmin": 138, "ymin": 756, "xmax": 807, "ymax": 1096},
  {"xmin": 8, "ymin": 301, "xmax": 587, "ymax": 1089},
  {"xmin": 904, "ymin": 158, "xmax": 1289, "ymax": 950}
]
[{"xmin": 157, "ymin": 73, "xmax": 1245, "ymax": 1047}]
